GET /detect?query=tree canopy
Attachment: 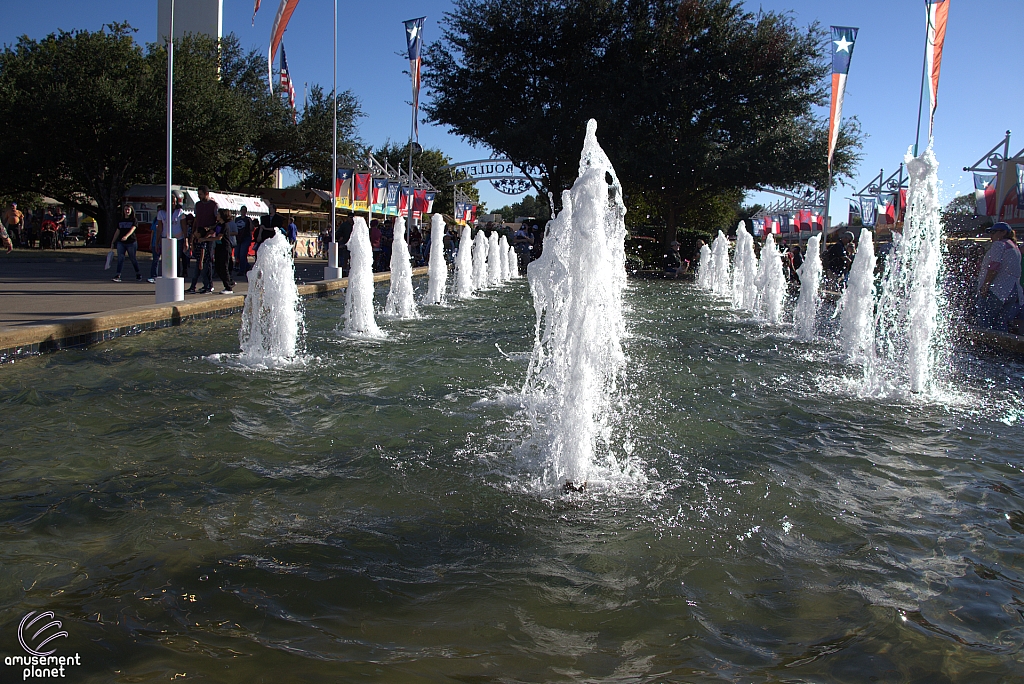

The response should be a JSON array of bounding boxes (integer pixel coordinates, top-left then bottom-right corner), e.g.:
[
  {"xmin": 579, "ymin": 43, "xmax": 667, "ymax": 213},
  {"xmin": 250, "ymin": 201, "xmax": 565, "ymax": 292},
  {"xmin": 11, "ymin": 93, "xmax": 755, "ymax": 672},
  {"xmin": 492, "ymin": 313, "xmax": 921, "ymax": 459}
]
[
  {"xmin": 0, "ymin": 24, "xmax": 362, "ymax": 239},
  {"xmin": 424, "ymin": 0, "xmax": 863, "ymax": 242}
]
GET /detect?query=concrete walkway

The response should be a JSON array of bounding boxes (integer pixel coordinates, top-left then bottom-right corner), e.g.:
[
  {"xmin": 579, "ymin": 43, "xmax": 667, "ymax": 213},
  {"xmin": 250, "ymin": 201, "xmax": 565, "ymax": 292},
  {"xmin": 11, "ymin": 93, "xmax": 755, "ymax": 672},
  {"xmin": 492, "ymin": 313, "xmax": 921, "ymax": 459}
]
[{"xmin": 0, "ymin": 248, "xmax": 425, "ymax": 362}]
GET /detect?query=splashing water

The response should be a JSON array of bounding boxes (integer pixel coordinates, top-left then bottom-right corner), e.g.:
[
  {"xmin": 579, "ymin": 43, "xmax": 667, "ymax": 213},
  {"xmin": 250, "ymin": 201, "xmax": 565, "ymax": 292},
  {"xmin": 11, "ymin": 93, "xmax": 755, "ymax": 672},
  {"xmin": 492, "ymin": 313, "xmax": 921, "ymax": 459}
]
[
  {"xmin": 523, "ymin": 120, "xmax": 628, "ymax": 488},
  {"xmin": 870, "ymin": 147, "xmax": 946, "ymax": 395},
  {"xmin": 710, "ymin": 231, "xmax": 732, "ymax": 297},
  {"xmin": 238, "ymin": 231, "xmax": 303, "ymax": 365},
  {"xmin": 385, "ymin": 217, "xmax": 419, "ymax": 319},
  {"xmin": 425, "ymin": 214, "xmax": 447, "ymax": 305},
  {"xmin": 499, "ymin": 235, "xmax": 511, "ymax": 282},
  {"xmin": 507, "ymin": 244, "xmax": 520, "ymax": 279},
  {"xmin": 838, "ymin": 229, "xmax": 876, "ymax": 362},
  {"xmin": 454, "ymin": 225, "xmax": 475, "ymax": 299},
  {"xmin": 731, "ymin": 223, "xmax": 758, "ymax": 312},
  {"xmin": 696, "ymin": 243, "xmax": 713, "ymax": 290},
  {"xmin": 792, "ymin": 234, "xmax": 823, "ymax": 342},
  {"xmin": 472, "ymin": 230, "xmax": 489, "ymax": 291},
  {"xmin": 487, "ymin": 232, "xmax": 502, "ymax": 286},
  {"xmin": 753, "ymin": 234, "xmax": 787, "ymax": 325},
  {"xmin": 343, "ymin": 218, "xmax": 384, "ymax": 338}
]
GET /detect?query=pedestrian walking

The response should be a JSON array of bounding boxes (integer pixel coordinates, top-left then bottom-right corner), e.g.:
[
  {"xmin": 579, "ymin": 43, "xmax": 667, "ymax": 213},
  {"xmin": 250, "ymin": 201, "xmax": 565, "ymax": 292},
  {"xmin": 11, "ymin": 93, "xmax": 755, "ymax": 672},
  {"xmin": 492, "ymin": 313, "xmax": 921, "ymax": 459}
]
[
  {"xmin": 234, "ymin": 206, "xmax": 253, "ymax": 275},
  {"xmin": 110, "ymin": 205, "xmax": 142, "ymax": 282},
  {"xmin": 187, "ymin": 185, "xmax": 218, "ymax": 294},
  {"xmin": 213, "ymin": 209, "xmax": 236, "ymax": 294}
]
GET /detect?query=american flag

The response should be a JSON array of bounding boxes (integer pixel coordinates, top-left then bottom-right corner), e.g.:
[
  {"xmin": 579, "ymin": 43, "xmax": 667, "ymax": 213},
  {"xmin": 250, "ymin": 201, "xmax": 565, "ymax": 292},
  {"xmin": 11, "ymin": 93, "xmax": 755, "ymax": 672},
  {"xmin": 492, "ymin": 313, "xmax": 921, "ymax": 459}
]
[{"xmin": 280, "ymin": 43, "xmax": 296, "ymax": 121}]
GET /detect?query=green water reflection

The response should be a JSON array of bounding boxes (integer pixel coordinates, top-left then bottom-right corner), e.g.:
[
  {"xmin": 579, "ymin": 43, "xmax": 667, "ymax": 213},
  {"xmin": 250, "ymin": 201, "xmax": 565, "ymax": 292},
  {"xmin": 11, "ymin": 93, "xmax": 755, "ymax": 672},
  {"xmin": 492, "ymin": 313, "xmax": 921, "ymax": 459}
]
[{"xmin": 1, "ymin": 280, "xmax": 1022, "ymax": 682}]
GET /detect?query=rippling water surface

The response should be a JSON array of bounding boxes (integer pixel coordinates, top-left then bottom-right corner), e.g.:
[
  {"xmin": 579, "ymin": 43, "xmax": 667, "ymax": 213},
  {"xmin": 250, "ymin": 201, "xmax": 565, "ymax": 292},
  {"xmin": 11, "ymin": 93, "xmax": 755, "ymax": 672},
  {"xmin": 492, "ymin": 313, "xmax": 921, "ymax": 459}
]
[{"xmin": 1, "ymin": 280, "xmax": 1023, "ymax": 683}]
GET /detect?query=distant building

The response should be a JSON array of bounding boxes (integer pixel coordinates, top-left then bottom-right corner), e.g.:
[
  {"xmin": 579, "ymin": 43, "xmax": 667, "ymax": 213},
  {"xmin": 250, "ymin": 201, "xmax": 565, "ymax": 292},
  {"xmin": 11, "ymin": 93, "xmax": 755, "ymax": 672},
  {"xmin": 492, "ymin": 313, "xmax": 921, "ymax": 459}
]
[{"xmin": 157, "ymin": 0, "xmax": 223, "ymax": 42}]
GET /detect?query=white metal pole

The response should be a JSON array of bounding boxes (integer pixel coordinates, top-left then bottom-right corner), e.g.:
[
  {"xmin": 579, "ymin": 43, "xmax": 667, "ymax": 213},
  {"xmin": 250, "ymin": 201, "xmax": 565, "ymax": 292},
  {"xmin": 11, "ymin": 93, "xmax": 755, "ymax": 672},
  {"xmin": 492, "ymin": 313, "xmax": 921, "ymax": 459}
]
[
  {"xmin": 156, "ymin": 0, "xmax": 185, "ymax": 303},
  {"xmin": 325, "ymin": 0, "xmax": 342, "ymax": 279}
]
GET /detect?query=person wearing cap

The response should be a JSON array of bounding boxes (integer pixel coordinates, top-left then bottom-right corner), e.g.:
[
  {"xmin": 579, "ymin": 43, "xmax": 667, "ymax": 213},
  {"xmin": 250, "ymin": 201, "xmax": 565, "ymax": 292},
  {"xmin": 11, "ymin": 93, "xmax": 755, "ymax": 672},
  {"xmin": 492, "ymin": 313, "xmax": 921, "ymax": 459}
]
[
  {"xmin": 664, "ymin": 239, "xmax": 686, "ymax": 278},
  {"xmin": 975, "ymin": 222, "xmax": 1023, "ymax": 331}
]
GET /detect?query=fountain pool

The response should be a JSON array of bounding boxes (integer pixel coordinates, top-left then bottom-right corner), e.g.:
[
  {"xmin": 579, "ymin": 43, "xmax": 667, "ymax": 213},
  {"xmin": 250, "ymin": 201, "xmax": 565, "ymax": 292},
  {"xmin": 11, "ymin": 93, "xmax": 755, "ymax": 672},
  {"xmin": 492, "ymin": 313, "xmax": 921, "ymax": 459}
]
[{"xmin": 0, "ymin": 280, "xmax": 1023, "ymax": 682}]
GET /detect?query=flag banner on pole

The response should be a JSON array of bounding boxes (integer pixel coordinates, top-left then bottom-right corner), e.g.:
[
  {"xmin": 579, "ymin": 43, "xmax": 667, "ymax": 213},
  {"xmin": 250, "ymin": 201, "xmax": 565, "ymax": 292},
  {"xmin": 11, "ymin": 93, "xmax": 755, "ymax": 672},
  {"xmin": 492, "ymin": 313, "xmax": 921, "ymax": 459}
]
[
  {"xmin": 827, "ymin": 26, "xmax": 859, "ymax": 173},
  {"xmin": 399, "ymin": 186, "xmax": 414, "ymax": 215},
  {"xmin": 860, "ymin": 197, "xmax": 877, "ymax": 227},
  {"xmin": 280, "ymin": 43, "xmax": 297, "ymax": 121},
  {"xmin": 974, "ymin": 173, "xmax": 997, "ymax": 216},
  {"xmin": 897, "ymin": 188, "xmax": 908, "ymax": 223},
  {"xmin": 798, "ymin": 209, "xmax": 812, "ymax": 232},
  {"xmin": 813, "ymin": 213, "xmax": 824, "ymax": 231},
  {"xmin": 1017, "ymin": 164, "xmax": 1024, "ymax": 211},
  {"xmin": 404, "ymin": 17, "xmax": 426, "ymax": 143},
  {"xmin": 252, "ymin": 0, "xmax": 261, "ymax": 26},
  {"xmin": 752, "ymin": 219, "xmax": 763, "ymax": 237},
  {"xmin": 385, "ymin": 181, "xmax": 401, "ymax": 216},
  {"xmin": 877, "ymin": 193, "xmax": 896, "ymax": 225},
  {"xmin": 335, "ymin": 169, "xmax": 353, "ymax": 209},
  {"xmin": 468, "ymin": 205, "xmax": 478, "ymax": 224},
  {"xmin": 352, "ymin": 173, "xmax": 371, "ymax": 210},
  {"xmin": 269, "ymin": 0, "xmax": 300, "ymax": 92},
  {"xmin": 371, "ymin": 178, "xmax": 389, "ymax": 206},
  {"xmin": 849, "ymin": 199, "xmax": 862, "ymax": 225},
  {"xmin": 761, "ymin": 216, "xmax": 772, "ymax": 235},
  {"xmin": 925, "ymin": 0, "xmax": 949, "ymax": 139},
  {"xmin": 412, "ymin": 189, "xmax": 428, "ymax": 214},
  {"xmin": 424, "ymin": 191, "xmax": 436, "ymax": 214},
  {"xmin": 455, "ymin": 202, "xmax": 465, "ymax": 225}
]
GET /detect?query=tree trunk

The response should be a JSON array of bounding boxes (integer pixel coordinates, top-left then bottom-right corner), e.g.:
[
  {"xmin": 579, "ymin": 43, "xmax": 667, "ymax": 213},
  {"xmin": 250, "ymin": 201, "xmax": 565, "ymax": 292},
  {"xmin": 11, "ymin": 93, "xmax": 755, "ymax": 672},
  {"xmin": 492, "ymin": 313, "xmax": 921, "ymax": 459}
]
[{"xmin": 663, "ymin": 204, "xmax": 676, "ymax": 246}]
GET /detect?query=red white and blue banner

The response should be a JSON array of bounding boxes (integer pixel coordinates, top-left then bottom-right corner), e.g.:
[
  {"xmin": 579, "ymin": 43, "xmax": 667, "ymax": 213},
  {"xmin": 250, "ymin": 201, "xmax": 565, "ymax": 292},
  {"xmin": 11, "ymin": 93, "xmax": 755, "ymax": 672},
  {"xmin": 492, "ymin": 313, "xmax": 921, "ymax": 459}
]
[
  {"xmin": 352, "ymin": 173, "xmax": 372, "ymax": 211},
  {"xmin": 252, "ymin": 0, "xmax": 261, "ymax": 26},
  {"xmin": 859, "ymin": 197, "xmax": 877, "ymax": 227},
  {"xmin": 371, "ymin": 178, "xmax": 389, "ymax": 206},
  {"xmin": 877, "ymin": 193, "xmax": 897, "ymax": 226},
  {"xmin": 404, "ymin": 17, "xmax": 426, "ymax": 143},
  {"xmin": 335, "ymin": 168, "xmax": 353, "ymax": 209},
  {"xmin": 752, "ymin": 219, "xmax": 764, "ymax": 237},
  {"xmin": 827, "ymin": 26, "xmax": 859, "ymax": 173},
  {"xmin": 269, "ymin": 0, "xmax": 301, "ymax": 92},
  {"xmin": 279, "ymin": 43, "xmax": 296, "ymax": 121},
  {"xmin": 925, "ymin": 0, "xmax": 949, "ymax": 138},
  {"xmin": 798, "ymin": 209, "xmax": 812, "ymax": 232},
  {"xmin": 974, "ymin": 173, "xmax": 997, "ymax": 217},
  {"xmin": 385, "ymin": 182, "xmax": 401, "ymax": 215}
]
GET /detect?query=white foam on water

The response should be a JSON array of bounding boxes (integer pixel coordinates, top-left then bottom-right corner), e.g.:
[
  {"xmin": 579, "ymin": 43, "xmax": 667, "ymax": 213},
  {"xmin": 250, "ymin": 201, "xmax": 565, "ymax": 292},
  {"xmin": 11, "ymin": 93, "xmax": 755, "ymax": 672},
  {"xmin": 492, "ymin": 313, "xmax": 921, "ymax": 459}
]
[
  {"xmin": 454, "ymin": 225, "xmax": 476, "ymax": 299},
  {"xmin": 384, "ymin": 216, "xmax": 419, "ymax": 319},
  {"xmin": 238, "ymin": 231, "xmax": 305, "ymax": 367},
  {"xmin": 342, "ymin": 217, "xmax": 385, "ymax": 339},
  {"xmin": 838, "ymin": 228, "xmax": 876, "ymax": 362},
  {"xmin": 731, "ymin": 223, "xmax": 758, "ymax": 312},
  {"xmin": 793, "ymin": 234, "xmax": 823, "ymax": 342},
  {"xmin": 522, "ymin": 120, "xmax": 637, "ymax": 489},
  {"xmin": 425, "ymin": 213, "xmax": 447, "ymax": 305},
  {"xmin": 753, "ymin": 234, "xmax": 787, "ymax": 325}
]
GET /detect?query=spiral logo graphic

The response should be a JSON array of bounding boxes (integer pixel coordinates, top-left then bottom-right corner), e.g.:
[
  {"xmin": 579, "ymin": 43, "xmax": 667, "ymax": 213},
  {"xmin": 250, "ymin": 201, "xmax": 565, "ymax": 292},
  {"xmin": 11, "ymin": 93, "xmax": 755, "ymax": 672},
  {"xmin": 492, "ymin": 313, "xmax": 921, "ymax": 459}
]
[{"xmin": 18, "ymin": 611, "xmax": 68, "ymax": 657}]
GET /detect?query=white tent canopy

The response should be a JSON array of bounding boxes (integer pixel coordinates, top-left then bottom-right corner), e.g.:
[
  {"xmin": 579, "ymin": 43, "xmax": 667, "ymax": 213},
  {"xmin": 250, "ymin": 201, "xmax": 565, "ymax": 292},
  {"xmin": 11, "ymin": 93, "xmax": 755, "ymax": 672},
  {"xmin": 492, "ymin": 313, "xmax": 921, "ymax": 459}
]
[{"xmin": 182, "ymin": 189, "xmax": 269, "ymax": 217}]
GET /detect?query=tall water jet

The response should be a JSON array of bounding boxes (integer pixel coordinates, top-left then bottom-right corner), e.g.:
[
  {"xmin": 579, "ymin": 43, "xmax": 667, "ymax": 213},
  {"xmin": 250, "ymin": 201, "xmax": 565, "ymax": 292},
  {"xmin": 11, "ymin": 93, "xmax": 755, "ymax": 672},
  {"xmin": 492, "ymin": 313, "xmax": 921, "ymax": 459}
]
[
  {"xmin": 238, "ymin": 231, "xmax": 303, "ymax": 364},
  {"xmin": 487, "ymin": 231, "xmax": 502, "ymax": 286},
  {"xmin": 872, "ymin": 148, "xmax": 945, "ymax": 394},
  {"xmin": 696, "ymin": 243, "xmax": 713, "ymax": 290},
  {"xmin": 838, "ymin": 229, "xmax": 876, "ymax": 361},
  {"xmin": 498, "ymin": 235, "xmax": 511, "ymax": 281},
  {"xmin": 454, "ymin": 225, "xmax": 475, "ymax": 299},
  {"xmin": 753, "ymin": 234, "xmax": 787, "ymax": 325},
  {"xmin": 710, "ymin": 231, "xmax": 732, "ymax": 297},
  {"xmin": 524, "ymin": 120, "xmax": 627, "ymax": 488},
  {"xmin": 343, "ymin": 217, "xmax": 384, "ymax": 338},
  {"xmin": 384, "ymin": 217, "xmax": 419, "ymax": 318},
  {"xmin": 508, "ymin": 243, "xmax": 520, "ymax": 279},
  {"xmin": 472, "ymin": 229, "xmax": 488, "ymax": 290},
  {"xmin": 425, "ymin": 214, "xmax": 447, "ymax": 305},
  {"xmin": 731, "ymin": 223, "xmax": 758, "ymax": 312},
  {"xmin": 792, "ymin": 234, "xmax": 823, "ymax": 342}
]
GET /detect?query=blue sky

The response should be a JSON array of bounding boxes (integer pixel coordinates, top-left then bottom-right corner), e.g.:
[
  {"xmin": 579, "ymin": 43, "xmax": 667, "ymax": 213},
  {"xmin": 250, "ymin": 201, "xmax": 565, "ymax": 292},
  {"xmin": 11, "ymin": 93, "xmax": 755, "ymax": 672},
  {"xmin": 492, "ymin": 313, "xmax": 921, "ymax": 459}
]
[{"xmin": 3, "ymin": 0, "xmax": 1022, "ymax": 221}]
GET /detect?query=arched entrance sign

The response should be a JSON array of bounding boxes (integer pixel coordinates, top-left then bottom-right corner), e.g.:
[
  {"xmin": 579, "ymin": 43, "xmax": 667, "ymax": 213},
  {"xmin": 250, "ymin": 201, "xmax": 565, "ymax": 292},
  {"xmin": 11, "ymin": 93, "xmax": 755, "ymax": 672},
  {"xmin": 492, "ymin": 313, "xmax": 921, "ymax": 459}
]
[{"xmin": 442, "ymin": 159, "xmax": 540, "ymax": 196}]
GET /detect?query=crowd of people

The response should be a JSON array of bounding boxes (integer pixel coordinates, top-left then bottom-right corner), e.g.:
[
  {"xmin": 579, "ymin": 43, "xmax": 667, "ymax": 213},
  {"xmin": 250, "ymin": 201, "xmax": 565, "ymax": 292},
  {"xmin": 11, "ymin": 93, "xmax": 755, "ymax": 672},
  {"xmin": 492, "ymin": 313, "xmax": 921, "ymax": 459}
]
[{"xmin": 1, "ymin": 201, "xmax": 83, "ymax": 252}]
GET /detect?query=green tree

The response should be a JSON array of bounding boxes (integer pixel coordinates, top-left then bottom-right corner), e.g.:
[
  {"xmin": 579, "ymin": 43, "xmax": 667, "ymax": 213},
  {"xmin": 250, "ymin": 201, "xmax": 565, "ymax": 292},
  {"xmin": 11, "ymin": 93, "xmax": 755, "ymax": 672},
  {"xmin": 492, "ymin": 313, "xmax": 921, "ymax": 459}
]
[
  {"xmin": 942, "ymin": 193, "xmax": 989, "ymax": 233},
  {"xmin": 495, "ymin": 194, "xmax": 551, "ymax": 222},
  {"xmin": 0, "ymin": 24, "xmax": 163, "ymax": 241},
  {"xmin": 424, "ymin": 0, "xmax": 863, "ymax": 244},
  {"xmin": 295, "ymin": 86, "xmax": 364, "ymax": 191}
]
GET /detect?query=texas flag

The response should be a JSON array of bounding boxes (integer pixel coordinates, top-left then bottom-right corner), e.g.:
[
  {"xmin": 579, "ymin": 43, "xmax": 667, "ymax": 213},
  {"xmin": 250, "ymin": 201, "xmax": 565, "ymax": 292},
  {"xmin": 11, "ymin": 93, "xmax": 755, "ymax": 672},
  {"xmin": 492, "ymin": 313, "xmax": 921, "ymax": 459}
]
[
  {"xmin": 335, "ymin": 169, "xmax": 353, "ymax": 208},
  {"xmin": 371, "ymin": 178, "xmax": 389, "ymax": 206},
  {"xmin": 827, "ymin": 26, "xmax": 859, "ymax": 174},
  {"xmin": 404, "ymin": 17, "xmax": 426, "ymax": 143},
  {"xmin": 974, "ymin": 173, "xmax": 997, "ymax": 216},
  {"xmin": 877, "ymin": 193, "xmax": 897, "ymax": 225}
]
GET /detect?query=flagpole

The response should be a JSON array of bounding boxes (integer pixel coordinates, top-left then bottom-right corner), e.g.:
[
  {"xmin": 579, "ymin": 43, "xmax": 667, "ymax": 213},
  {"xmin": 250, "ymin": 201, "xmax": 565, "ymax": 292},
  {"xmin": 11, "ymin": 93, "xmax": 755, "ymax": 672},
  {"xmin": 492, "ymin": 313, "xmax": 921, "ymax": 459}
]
[
  {"xmin": 156, "ymin": 0, "xmax": 184, "ymax": 304},
  {"xmin": 325, "ymin": 0, "xmax": 341, "ymax": 280},
  {"xmin": 913, "ymin": 15, "xmax": 929, "ymax": 157}
]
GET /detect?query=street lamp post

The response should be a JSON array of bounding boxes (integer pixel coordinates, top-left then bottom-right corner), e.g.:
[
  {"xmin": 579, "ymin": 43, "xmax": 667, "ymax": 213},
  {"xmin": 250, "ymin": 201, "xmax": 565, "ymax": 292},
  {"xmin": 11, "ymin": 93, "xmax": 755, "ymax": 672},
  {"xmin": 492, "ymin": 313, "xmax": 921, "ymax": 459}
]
[
  {"xmin": 156, "ymin": 0, "xmax": 185, "ymax": 304},
  {"xmin": 324, "ymin": 0, "xmax": 342, "ymax": 280}
]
